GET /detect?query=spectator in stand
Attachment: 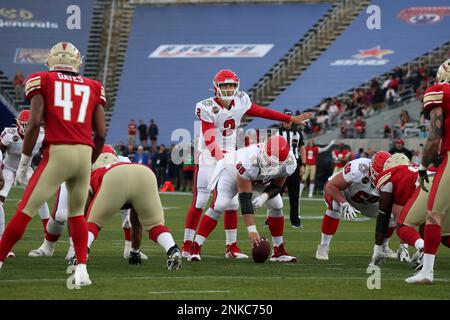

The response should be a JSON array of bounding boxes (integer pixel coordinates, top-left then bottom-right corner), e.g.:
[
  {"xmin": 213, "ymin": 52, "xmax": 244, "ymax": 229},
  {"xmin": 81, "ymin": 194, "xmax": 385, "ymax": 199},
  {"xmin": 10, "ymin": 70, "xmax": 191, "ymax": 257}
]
[
  {"xmin": 14, "ymin": 71, "xmax": 25, "ymax": 101},
  {"xmin": 385, "ymin": 74, "xmax": 401, "ymax": 105},
  {"xmin": 134, "ymin": 145, "xmax": 150, "ymax": 166},
  {"xmin": 138, "ymin": 120, "xmax": 148, "ymax": 147},
  {"xmin": 301, "ymin": 139, "xmax": 335, "ymax": 198},
  {"xmin": 370, "ymin": 80, "xmax": 385, "ymax": 112},
  {"xmin": 148, "ymin": 119, "xmax": 159, "ymax": 148},
  {"xmin": 388, "ymin": 138, "xmax": 413, "ymax": 161},
  {"xmin": 181, "ymin": 142, "xmax": 195, "ymax": 192},
  {"xmin": 168, "ymin": 144, "xmax": 183, "ymax": 191},
  {"xmin": 384, "ymin": 124, "xmax": 393, "ymax": 139},
  {"xmin": 328, "ymin": 100, "xmax": 339, "ymax": 124},
  {"xmin": 366, "ymin": 147, "xmax": 375, "ymax": 158},
  {"xmin": 354, "ymin": 148, "xmax": 367, "ymax": 159},
  {"xmin": 128, "ymin": 119, "xmax": 137, "ymax": 147},
  {"xmin": 316, "ymin": 110, "xmax": 329, "ymax": 132},
  {"xmin": 126, "ymin": 144, "xmax": 135, "ymax": 162},
  {"xmin": 332, "ymin": 143, "xmax": 351, "ymax": 174},
  {"xmin": 115, "ymin": 141, "xmax": 126, "ymax": 156},
  {"xmin": 353, "ymin": 116, "xmax": 366, "ymax": 138},
  {"xmin": 154, "ymin": 144, "xmax": 168, "ymax": 187},
  {"xmin": 340, "ymin": 118, "xmax": 352, "ymax": 138}
]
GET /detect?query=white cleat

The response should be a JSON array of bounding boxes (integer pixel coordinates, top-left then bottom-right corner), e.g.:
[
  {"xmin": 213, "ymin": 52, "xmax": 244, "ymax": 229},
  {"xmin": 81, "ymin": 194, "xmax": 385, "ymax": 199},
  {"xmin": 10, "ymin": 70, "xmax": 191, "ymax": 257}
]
[
  {"xmin": 65, "ymin": 245, "xmax": 75, "ymax": 261},
  {"xmin": 123, "ymin": 247, "xmax": 149, "ymax": 260},
  {"xmin": 383, "ymin": 246, "xmax": 398, "ymax": 259},
  {"xmin": 7, "ymin": 252, "xmax": 15, "ymax": 259},
  {"xmin": 405, "ymin": 270, "xmax": 433, "ymax": 284},
  {"xmin": 74, "ymin": 264, "xmax": 92, "ymax": 287},
  {"xmin": 410, "ymin": 249, "xmax": 424, "ymax": 270},
  {"xmin": 308, "ymin": 193, "xmax": 313, "ymax": 198},
  {"xmin": 397, "ymin": 245, "xmax": 411, "ymax": 263},
  {"xmin": 225, "ymin": 243, "xmax": 249, "ymax": 259},
  {"xmin": 28, "ymin": 243, "xmax": 54, "ymax": 257},
  {"xmin": 315, "ymin": 244, "xmax": 329, "ymax": 261}
]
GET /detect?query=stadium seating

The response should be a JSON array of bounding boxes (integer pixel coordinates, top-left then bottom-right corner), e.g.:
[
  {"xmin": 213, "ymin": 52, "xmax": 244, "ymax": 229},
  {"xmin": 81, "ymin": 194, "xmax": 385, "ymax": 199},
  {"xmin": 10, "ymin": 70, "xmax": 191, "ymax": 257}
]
[
  {"xmin": 249, "ymin": 0, "xmax": 450, "ymax": 129},
  {"xmin": 107, "ymin": 3, "xmax": 331, "ymax": 145}
]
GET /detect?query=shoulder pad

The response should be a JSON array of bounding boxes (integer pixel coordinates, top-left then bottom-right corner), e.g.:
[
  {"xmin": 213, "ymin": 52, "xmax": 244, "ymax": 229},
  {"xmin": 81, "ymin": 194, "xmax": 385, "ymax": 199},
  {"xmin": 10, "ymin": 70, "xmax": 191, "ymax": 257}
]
[{"xmin": 236, "ymin": 91, "xmax": 246, "ymax": 99}]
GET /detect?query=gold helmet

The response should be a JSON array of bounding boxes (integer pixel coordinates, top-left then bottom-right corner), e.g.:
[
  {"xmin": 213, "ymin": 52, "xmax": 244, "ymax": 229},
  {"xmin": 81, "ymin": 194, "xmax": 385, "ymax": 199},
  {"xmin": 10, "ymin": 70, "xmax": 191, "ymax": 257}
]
[
  {"xmin": 436, "ymin": 59, "xmax": 450, "ymax": 84},
  {"xmin": 383, "ymin": 153, "xmax": 410, "ymax": 170},
  {"xmin": 91, "ymin": 153, "xmax": 119, "ymax": 171},
  {"xmin": 47, "ymin": 42, "xmax": 82, "ymax": 74}
]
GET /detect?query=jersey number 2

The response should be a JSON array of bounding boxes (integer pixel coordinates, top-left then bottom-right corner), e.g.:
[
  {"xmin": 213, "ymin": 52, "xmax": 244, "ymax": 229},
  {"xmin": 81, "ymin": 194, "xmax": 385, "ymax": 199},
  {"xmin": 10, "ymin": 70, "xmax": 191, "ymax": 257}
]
[
  {"xmin": 223, "ymin": 119, "xmax": 235, "ymax": 136},
  {"xmin": 54, "ymin": 81, "xmax": 90, "ymax": 123}
]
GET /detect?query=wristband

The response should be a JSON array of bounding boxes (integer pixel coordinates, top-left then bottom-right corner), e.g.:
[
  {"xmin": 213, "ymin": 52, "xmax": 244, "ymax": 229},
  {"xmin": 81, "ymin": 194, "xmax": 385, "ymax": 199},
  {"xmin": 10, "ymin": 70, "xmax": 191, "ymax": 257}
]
[{"xmin": 247, "ymin": 225, "xmax": 257, "ymax": 233}]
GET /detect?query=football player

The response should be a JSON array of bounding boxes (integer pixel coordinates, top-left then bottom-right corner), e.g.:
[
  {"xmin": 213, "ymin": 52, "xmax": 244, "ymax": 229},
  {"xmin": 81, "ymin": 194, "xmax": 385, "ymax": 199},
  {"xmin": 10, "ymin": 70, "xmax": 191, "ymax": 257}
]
[
  {"xmin": 188, "ymin": 135, "xmax": 297, "ymax": 262},
  {"xmin": 372, "ymin": 153, "xmax": 442, "ymax": 269},
  {"xmin": 28, "ymin": 145, "xmax": 149, "ymax": 262},
  {"xmin": 0, "ymin": 42, "xmax": 106, "ymax": 287},
  {"xmin": 315, "ymin": 151, "xmax": 396, "ymax": 261},
  {"xmin": 406, "ymin": 59, "xmax": 450, "ymax": 284},
  {"xmin": 79, "ymin": 152, "xmax": 181, "ymax": 270},
  {"xmin": 182, "ymin": 69, "xmax": 312, "ymax": 259},
  {"xmin": 0, "ymin": 110, "xmax": 51, "ymax": 258}
]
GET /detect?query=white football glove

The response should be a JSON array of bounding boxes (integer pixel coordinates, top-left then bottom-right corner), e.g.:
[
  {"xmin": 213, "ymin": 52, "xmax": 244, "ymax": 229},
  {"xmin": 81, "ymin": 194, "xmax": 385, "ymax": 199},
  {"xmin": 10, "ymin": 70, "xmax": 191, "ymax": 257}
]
[
  {"xmin": 339, "ymin": 201, "xmax": 360, "ymax": 221},
  {"xmin": 369, "ymin": 244, "xmax": 387, "ymax": 267},
  {"xmin": 252, "ymin": 193, "xmax": 269, "ymax": 210},
  {"xmin": 15, "ymin": 154, "xmax": 31, "ymax": 186}
]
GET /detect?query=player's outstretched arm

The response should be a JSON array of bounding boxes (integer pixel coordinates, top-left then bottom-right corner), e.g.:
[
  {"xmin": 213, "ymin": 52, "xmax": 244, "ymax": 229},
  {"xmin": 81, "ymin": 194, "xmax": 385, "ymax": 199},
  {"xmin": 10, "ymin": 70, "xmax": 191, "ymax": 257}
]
[
  {"xmin": 245, "ymin": 103, "xmax": 312, "ymax": 124},
  {"xmin": 91, "ymin": 104, "xmax": 106, "ymax": 163},
  {"xmin": 375, "ymin": 192, "xmax": 394, "ymax": 246},
  {"xmin": 318, "ymin": 140, "xmax": 335, "ymax": 153}
]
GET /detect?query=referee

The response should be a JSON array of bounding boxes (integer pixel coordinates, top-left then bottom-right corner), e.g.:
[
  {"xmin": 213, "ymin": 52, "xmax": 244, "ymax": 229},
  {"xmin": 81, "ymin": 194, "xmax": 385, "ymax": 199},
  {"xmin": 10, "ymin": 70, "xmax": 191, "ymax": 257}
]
[{"xmin": 278, "ymin": 110, "xmax": 306, "ymax": 228}]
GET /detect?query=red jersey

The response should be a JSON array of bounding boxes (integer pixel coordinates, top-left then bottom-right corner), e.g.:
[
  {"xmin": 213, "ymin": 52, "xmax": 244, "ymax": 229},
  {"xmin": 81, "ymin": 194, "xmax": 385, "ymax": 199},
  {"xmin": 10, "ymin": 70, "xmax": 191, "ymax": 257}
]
[
  {"xmin": 128, "ymin": 122, "xmax": 137, "ymax": 135},
  {"xmin": 375, "ymin": 165, "xmax": 419, "ymax": 206},
  {"xmin": 332, "ymin": 149, "xmax": 350, "ymax": 168},
  {"xmin": 423, "ymin": 83, "xmax": 450, "ymax": 154},
  {"xmin": 90, "ymin": 162, "xmax": 131, "ymax": 194},
  {"xmin": 25, "ymin": 71, "xmax": 106, "ymax": 148},
  {"xmin": 305, "ymin": 146, "xmax": 319, "ymax": 165}
]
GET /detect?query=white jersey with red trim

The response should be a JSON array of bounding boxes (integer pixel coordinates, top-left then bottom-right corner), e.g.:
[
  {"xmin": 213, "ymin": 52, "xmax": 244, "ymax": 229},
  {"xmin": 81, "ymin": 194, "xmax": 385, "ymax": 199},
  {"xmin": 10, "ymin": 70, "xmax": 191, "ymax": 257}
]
[
  {"xmin": 329, "ymin": 158, "xmax": 379, "ymax": 208},
  {"xmin": 209, "ymin": 144, "xmax": 296, "ymax": 191},
  {"xmin": 195, "ymin": 91, "xmax": 252, "ymax": 156},
  {"xmin": 0, "ymin": 126, "xmax": 45, "ymax": 172}
]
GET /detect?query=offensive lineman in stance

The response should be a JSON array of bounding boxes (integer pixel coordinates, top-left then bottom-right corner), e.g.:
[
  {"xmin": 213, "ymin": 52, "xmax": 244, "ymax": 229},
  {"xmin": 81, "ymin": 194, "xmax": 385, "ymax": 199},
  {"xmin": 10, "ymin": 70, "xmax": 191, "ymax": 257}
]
[
  {"xmin": 189, "ymin": 135, "xmax": 297, "ymax": 262},
  {"xmin": 82, "ymin": 152, "xmax": 182, "ymax": 270},
  {"xmin": 0, "ymin": 42, "xmax": 106, "ymax": 287}
]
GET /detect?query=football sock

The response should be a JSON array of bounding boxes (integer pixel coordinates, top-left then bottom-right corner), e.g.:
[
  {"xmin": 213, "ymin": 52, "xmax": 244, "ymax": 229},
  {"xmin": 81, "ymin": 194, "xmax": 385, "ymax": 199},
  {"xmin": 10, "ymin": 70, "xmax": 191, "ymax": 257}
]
[
  {"xmin": 424, "ymin": 224, "xmax": 441, "ymax": 255},
  {"xmin": 0, "ymin": 211, "xmax": 31, "ymax": 262},
  {"xmin": 396, "ymin": 225, "xmax": 421, "ymax": 247},
  {"xmin": 184, "ymin": 206, "xmax": 203, "ymax": 242},
  {"xmin": 0, "ymin": 202, "xmax": 4, "ymax": 239},
  {"xmin": 149, "ymin": 225, "xmax": 175, "ymax": 252},
  {"xmin": 69, "ymin": 216, "xmax": 88, "ymax": 264},
  {"xmin": 268, "ymin": 216, "xmax": 284, "ymax": 247},
  {"xmin": 224, "ymin": 210, "xmax": 237, "ymax": 245},
  {"xmin": 123, "ymin": 227, "xmax": 131, "ymax": 241}
]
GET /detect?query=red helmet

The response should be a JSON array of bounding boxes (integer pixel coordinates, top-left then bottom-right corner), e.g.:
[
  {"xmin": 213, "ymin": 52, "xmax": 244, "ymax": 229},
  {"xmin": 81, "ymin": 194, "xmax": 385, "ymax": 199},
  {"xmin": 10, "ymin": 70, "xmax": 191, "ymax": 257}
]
[
  {"xmin": 369, "ymin": 151, "xmax": 391, "ymax": 185},
  {"xmin": 213, "ymin": 69, "xmax": 240, "ymax": 101},
  {"xmin": 101, "ymin": 144, "xmax": 117, "ymax": 157},
  {"xmin": 16, "ymin": 110, "xmax": 30, "ymax": 135},
  {"xmin": 258, "ymin": 135, "xmax": 290, "ymax": 175}
]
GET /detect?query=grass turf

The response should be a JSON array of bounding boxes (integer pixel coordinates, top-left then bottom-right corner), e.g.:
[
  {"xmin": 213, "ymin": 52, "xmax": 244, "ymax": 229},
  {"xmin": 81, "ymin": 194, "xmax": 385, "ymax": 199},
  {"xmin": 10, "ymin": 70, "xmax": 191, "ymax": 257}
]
[{"xmin": 0, "ymin": 187, "xmax": 449, "ymax": 299}]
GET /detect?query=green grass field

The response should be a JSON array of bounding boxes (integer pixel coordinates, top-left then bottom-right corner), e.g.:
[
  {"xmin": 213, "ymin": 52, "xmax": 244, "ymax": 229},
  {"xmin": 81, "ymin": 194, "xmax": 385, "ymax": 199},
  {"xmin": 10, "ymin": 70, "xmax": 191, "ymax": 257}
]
[{"xmin": 0, "ymin": 187, "xmax": 449, "ymax": 300}]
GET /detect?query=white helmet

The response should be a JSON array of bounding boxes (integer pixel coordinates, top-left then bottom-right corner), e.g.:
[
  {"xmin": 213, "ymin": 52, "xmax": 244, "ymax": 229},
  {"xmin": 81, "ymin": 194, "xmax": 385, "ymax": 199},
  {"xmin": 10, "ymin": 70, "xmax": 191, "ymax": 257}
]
[
  {"xmin": 91, "ymin": 153, "xmax": 119, "ymax": 171},
  {"xmin": 436, "ymin": 59, "xmax": 450, "ymax": 84},
  {"xmin": 383, "ymin": 153, "xmax": 410, "ymax": 170},
  {"xmin": 47, "ymin": 42, "xmax": 82, "ymax": 74}
]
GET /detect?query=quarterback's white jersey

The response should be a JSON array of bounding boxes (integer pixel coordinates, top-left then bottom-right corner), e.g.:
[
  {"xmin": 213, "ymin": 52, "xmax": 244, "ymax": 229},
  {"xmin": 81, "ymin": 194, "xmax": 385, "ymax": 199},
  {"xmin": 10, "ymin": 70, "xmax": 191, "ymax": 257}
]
[
  {"xmin": 0, "ymin": 127, "xmax": 45, "ymax": 172},
  {"xmin": 196, "ymin": 91, "xmax": 252, "ymax": 156},
  {"xmin": 327, "ymin": 158, "xmax": 379, "ymax": 217}
]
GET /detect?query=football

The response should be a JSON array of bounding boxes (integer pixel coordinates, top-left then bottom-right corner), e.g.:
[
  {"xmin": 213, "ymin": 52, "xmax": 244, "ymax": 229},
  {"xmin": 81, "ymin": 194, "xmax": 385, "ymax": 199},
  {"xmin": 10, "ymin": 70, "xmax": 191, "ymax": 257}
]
[{"xmin": 252, "ymin": 237, "xmax": 271, "ymax": 263}]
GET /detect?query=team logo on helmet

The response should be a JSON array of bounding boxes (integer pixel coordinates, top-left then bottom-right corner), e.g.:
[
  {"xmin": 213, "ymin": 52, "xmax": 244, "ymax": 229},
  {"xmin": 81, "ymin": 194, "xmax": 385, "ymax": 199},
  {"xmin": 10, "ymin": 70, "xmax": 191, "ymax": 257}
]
[
  {"xmin": 383, "ymin": 153, "xmax": 411, "ymax": 170},
  {"xmin": 47, "ymin": 42, "xmax": 82, "ymax": 74}
]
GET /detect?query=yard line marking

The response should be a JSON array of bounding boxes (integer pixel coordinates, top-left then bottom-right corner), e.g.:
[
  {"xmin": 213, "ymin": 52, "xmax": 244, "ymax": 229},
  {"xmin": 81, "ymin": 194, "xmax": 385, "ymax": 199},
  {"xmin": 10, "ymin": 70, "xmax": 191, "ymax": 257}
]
[
  {"xmin": 148, "ymin": 290, "xmax": 231, "ymax": 294},
  {"xmin": 1, "ymin": 275, "xmax": 448, "ymax": 283}
]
